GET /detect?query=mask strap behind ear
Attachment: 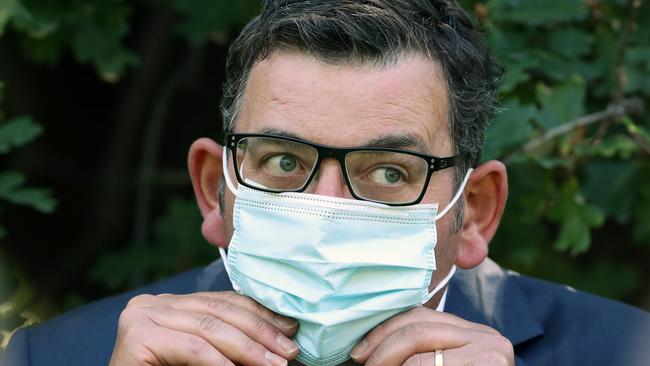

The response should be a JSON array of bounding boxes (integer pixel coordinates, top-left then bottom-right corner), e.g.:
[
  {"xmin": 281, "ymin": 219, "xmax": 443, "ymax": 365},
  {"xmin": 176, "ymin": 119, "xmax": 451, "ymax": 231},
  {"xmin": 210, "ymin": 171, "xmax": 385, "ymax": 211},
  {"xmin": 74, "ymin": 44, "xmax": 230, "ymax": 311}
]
[
  {"xmin": 435, "ymin": 168, "xmax": 473, "ymax": 221},
  {"xmin": 223, "ymin": 146, "xmax": 239, "ymax": 196}
]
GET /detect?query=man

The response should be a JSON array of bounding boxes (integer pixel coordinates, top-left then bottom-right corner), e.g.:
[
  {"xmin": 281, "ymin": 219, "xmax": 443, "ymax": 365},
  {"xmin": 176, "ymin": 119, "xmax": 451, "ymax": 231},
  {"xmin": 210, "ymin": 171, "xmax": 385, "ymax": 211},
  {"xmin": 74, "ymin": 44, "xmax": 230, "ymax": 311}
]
[{"xmin": 3, "ymin": 1, "xmax": 650, "ymax": 365}]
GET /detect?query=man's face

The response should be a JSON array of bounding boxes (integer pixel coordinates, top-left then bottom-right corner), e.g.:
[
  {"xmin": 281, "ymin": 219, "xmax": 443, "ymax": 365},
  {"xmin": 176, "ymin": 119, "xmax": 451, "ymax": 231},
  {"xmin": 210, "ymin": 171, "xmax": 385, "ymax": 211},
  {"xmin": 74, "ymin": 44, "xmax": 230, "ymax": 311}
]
[{"xmin": 223, "ymin": 51, "xmax": 462, "ymax": 295}]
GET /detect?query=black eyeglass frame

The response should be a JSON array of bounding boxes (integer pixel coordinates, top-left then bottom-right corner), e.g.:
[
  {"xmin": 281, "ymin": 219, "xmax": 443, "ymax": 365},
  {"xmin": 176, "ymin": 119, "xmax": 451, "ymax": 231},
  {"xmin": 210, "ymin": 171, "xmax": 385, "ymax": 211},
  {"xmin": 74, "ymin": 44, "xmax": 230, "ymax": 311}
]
[{"xmin": 225, "ymin": 133, "xmax": 467, "ymax": 206}]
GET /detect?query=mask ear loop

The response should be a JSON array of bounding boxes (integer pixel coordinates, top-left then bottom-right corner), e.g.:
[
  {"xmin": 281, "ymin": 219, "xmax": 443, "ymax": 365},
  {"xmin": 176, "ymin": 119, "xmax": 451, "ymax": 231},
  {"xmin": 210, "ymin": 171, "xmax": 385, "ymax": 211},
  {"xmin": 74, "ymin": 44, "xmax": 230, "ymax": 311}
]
[
  {"xmin": 422, "ymin": 168, "xmax": 472, "ymax": 305},
  {"xmin": 219, "ymin": 146, "xmax": 242, "ymax": 293},
  {"xmin": 434, "ymin": 168, "xmax": 473, "ymax": 221},
  {"xmin": 422, "ymin": 264, "xmax": 457, "ymax": 305},
  {"xmin": 222, "ymin": 146, "xmax": 239, "ymax": 196}
]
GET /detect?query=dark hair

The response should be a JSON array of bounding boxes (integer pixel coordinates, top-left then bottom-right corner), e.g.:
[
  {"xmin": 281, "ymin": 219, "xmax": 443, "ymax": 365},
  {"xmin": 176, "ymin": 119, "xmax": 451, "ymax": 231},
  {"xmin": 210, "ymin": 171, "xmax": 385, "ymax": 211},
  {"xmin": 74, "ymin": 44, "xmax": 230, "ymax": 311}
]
[{"xmin": 221, "ymin": 0, "xmax": 501, "ymax": 188}]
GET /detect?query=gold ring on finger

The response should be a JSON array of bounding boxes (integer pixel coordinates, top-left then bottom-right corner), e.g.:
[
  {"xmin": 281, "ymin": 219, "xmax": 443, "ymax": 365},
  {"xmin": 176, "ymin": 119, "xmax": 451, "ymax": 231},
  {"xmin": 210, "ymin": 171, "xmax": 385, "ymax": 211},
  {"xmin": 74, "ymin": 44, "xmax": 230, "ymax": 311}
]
[{"xmin": 434, "ymin": 349, "xmax": 444, "ymax": 366}]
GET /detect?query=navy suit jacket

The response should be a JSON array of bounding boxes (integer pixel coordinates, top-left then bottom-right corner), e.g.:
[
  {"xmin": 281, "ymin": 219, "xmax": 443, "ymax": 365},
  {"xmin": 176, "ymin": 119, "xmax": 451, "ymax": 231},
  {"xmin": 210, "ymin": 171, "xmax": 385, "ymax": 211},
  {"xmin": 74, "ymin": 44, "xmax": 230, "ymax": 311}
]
[{"xmin": 2, "ymin": 258, "xmax": 650, "ymax": 365}]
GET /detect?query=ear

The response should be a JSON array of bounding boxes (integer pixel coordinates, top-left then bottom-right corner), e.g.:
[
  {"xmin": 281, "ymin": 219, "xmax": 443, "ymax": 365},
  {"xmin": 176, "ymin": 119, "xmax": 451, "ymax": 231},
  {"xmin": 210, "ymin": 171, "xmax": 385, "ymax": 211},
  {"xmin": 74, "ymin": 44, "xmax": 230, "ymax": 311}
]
[
  {"xmin": 456, "ymin": 160, "xmax": 508, "ymax": 269},
  {"xmin": 188, "ymin": 138, "xmax": 227, "ymax": 248}
]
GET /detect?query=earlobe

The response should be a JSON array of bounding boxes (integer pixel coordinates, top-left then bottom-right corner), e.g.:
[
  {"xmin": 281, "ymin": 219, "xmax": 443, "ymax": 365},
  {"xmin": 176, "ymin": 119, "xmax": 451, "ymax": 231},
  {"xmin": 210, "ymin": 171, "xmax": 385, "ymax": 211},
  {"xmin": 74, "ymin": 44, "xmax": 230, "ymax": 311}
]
[
  {"xmin": 188, "ymin": 138, "xmax": 227, "ymax": 248},
  {"xmin": 456, "ymin": 161, "xmax": 508, "ymax": 269}
]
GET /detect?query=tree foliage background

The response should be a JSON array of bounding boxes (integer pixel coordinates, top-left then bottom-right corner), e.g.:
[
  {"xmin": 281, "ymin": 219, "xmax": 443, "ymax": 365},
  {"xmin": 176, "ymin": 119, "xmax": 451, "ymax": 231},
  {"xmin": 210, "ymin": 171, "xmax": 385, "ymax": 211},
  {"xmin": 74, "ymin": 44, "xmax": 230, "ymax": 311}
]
[{"xmin": 1, "ymin": 0, "xmax": 649, "ymax": 352}]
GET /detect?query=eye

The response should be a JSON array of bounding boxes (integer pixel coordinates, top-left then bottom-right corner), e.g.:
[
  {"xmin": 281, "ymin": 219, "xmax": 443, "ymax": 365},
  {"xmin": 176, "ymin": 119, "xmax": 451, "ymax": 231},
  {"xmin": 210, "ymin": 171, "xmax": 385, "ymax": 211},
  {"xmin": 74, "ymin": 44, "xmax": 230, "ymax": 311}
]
[
  {"xmin": 265, "ymin": 154, "xmax": 298, "ymax": 173},
  {"xmin": 369, "ymin": 167, "xmax": 404, "ymax": 185}
]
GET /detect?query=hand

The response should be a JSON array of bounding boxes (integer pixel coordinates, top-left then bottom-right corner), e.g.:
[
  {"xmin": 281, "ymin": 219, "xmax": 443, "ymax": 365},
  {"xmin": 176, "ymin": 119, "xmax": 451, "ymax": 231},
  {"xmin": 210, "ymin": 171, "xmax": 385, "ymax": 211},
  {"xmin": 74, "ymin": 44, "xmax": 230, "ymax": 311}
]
[
  {"xmin": 349, "ymin": 306, "xmax": 514, "ymax": 366},
  {"xmin": 109, "ymin": 291, "xmax": 299, "ymax": 366}
]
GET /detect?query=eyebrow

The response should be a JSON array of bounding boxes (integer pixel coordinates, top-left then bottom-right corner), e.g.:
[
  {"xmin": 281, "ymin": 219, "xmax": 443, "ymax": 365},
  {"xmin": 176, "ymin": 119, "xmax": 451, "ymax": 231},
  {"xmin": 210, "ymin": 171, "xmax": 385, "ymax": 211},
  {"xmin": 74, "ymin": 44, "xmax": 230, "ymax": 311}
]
[{"xmin": 257, "ymin": 127, "xmax": 429, "ymax": 152}]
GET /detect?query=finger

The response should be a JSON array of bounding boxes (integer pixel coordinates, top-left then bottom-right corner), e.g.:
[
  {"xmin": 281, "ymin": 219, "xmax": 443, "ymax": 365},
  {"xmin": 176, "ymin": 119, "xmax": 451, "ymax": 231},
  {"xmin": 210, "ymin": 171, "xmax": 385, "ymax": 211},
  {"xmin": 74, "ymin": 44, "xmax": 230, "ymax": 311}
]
[
  {"xmin": 403, "ymin": 347, "xmax": 512, "ymax": 366},
  {"xmin": 115, "ymin": 318, "xmax": 236, "ymax": 366},
  {"xmin": 149, "ymin": 328, "xmax": 236, "ymax": 366},
  {"xmin": 363, "ymin": 322, "xmax": 482, "ymax": 366},
  {"xmin": 141, "ymin": 306, "xmax": 291, "ymax": 366},
  {"xmin": 351, "ymin": 307, "xmax": 497, "ymax": 362},
  {"xmin": 159, "ymin": 292, "xmax": 298, "ymax": 335},
  {"xmin": 161, "ymin": 294, "xmax": 299, "ymax": 359},
  {"xmin": 402, "ymin": 352, "xmax": 437, "ymax": 366}
]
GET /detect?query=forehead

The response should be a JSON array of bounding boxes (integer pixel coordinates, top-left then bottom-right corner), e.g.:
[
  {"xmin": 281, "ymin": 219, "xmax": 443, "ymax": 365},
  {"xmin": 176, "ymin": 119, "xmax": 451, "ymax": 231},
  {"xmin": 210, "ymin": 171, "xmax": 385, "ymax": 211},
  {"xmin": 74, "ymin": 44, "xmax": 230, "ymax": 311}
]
[{"xmin": 236, "ymin": 51, "xmax": 452, "ymax": 155}]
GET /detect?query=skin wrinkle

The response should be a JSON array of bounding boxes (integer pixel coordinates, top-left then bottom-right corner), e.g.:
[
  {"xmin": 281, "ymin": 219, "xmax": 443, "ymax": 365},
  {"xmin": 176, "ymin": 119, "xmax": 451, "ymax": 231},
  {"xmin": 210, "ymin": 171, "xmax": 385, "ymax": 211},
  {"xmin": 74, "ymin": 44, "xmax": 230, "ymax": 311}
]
[
  {"xmin": 226, "ymin": 52, "xmax": 461, "ymax": 301},
  {"xmin": 233, "ymin": 52, "xmax": 462, "ymax": 227},
  {"xmin": 241, "ymin": 52, "xmax": 450, "ymax": 149}
]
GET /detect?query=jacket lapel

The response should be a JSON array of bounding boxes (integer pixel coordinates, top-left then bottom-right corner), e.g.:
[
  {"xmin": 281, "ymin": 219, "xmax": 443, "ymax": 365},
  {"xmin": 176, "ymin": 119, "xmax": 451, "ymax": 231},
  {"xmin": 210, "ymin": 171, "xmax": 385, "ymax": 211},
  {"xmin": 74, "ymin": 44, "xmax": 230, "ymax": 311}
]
[{"xmin": 445, "ymin": 258, "xmax": 545, "ymax": 346}]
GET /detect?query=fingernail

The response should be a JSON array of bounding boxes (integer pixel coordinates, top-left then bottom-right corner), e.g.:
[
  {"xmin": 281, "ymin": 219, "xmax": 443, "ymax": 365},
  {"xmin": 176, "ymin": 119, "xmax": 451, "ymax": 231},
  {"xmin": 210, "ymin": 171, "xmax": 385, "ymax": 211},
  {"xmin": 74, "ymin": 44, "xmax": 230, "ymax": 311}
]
[
  {"xmin": 350, "ymin": 339, "xmax": 368, "ymax": 359},
  {"xmin": 276, "ymin": 333, "xmax": 299, "ymax": 354},
  {"xmin": 274, "ymin": 315, "xmax": 297, "ymax": 330},
  {"xmin": 265, "ymin": 351, "xmax": 288, "ymax": 366}
]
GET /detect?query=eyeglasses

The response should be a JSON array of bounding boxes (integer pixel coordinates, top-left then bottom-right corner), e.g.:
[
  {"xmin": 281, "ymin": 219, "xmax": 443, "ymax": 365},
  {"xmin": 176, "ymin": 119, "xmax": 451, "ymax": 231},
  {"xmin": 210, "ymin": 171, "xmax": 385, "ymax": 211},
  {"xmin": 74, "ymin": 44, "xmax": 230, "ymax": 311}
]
[{"xmin": 225, "ymin": 133, "xmax": 466, "ymax": 206}]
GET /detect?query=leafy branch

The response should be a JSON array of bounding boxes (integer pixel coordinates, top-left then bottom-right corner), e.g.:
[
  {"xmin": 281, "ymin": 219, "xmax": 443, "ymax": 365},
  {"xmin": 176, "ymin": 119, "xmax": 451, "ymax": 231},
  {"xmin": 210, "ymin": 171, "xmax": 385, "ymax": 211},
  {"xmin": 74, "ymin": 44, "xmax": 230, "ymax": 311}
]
[
  {"xmin": 595, "ymin": 0, "xmax": 645, "ymax": 140},
  {"xmin": 521, "ymin": 97, "xmax": 645, "ymax": 153}
]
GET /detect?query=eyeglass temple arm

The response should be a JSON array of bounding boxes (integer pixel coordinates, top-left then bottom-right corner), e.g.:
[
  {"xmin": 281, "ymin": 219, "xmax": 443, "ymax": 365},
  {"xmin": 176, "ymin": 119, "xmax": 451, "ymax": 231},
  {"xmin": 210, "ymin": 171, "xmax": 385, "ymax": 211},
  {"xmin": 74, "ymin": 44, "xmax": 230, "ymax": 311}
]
[{"xmin": 435, "ymin": 153, "xmax": 468, "ymax": 171}]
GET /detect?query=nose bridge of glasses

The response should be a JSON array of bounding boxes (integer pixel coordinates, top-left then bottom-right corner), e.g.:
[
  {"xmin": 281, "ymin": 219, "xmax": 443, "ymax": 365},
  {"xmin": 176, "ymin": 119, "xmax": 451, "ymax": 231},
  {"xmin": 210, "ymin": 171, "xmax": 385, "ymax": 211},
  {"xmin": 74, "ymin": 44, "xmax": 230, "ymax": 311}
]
[{"xmin": 308, "ymin": 155, "xmax": 351, "ymax": 198}]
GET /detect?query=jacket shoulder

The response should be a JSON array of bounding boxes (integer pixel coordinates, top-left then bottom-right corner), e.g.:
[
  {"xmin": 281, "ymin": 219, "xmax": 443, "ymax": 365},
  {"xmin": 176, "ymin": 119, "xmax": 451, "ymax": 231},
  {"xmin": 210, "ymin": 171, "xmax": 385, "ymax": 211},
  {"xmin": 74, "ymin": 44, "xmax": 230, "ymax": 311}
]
[{"xmin": 451, "ymin": 259, "xmax": 650, "ymax": 365}]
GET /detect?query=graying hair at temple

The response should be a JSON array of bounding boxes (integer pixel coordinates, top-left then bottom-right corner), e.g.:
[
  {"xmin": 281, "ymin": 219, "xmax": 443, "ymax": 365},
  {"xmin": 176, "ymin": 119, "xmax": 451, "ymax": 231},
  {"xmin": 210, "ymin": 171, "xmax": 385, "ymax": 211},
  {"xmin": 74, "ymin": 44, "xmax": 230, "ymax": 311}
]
[{"xmin": 219, "ymin": 0, "xmax": 503, "ymax": 228}]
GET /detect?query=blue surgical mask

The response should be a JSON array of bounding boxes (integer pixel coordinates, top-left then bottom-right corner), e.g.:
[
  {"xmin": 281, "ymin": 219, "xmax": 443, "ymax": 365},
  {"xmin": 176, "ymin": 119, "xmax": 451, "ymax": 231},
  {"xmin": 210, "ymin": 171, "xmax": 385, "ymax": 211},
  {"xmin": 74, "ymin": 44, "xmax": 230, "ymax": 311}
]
[{"xmin": 221, "ymin": 148, "xmax": 471, "ymax": 366}]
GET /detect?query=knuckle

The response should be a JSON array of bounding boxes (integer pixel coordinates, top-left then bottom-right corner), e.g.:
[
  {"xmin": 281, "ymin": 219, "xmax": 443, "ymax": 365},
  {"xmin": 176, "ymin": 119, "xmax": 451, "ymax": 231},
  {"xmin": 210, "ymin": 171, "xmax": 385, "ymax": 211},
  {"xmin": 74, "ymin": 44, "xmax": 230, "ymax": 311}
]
[
  {"xmin": 215, "ymin": 356, "xmax": 232, "ymax": 366},
  {"xmin": 493, "ymin": 335, "xmax": 514, "ymax": 354},
  {"xmin": 255, "ymin": 301, "xmax": 268, "ymax": 314},
  {"xmin": 366, "ymin": 351, "xmax": 384, "ymax": 366},
  {"xmin": 126, "ymin": 294, "xmax": 156, "ymax": 307},
  {"xmin": 117, "ymin": 306, "xmax": 142, "ymax": 329},
  {"xmin": 246, "ymin": 297, "xmax": 269, "ymax": 315},
  {"xmin": 187, "ymin": 335, "xmax": 211, "ymax": 357},
  {"xmin": 197, "ymin": 314, "xmax": 226, "ymax": 333},
  {"xmin": 243, "ymin": 336, "xmax": 263, "ymax": 356},
  {"xmin": 205, "ymin": 297, "xmax": 233, "ymax": 314},
  {"xmin": 116, "ymin": 308, "xmax": 146, "ymax": 341},
  {"xmin": 254, "ymin": 317, "xmax": 274, "ymax": 335},
  {"xmin": 370, "ymin": 320, "xmax": 388, "ymax": 338},
  {"xmin": 402, "ymin": 353, "xmax": 425, "ymax": 366},
  {"xmin": 474, "ymin": 323, "xmax": 500, "ymax": 335},
  {"xmin": 401, "ymin": 323, "xmax": 427, "ymax": 340},
  {"xmin": 409, "ymin": 306, "xmax": 429, "ymax": 317},
  {"xmin": 483, "ymin": 350, "xmax": 510, "ymax": 366}
]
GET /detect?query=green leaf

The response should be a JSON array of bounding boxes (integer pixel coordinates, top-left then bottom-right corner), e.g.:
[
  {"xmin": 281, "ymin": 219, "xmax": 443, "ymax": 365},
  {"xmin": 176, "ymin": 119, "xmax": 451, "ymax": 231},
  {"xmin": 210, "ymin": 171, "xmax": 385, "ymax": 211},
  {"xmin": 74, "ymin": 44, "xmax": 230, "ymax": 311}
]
[
  {"xmin": 487, "ymin": 26, "xmax": 527, "ymax": 56},
  {"xmin": 0, "ymin": 116, "xmax": 43, "ymax": 154},
  {"xmin": 499, "ymin": 56, "xmax": 539, "ymax": 93},
  {"xmin": 0, "ymin": 0, "xmax": 29, "ymax": 36},
  {"xmin": 67, "ymin": 2, "xmax": 138, "ymax": 81},
  {"xmin": 488, "ymin": 0, "xmax": 588, "ymax": 25},
  {"xmin": 549, "ymin": 178, "xmax": 605, "ymax": 255},
  {"xmin": 535, "ymin": 75, "xmax": 586, "ymax": 130},
  {"xmin": 582, "ymin": 161, "xmax": 637, "ymax": 223},
  {"xmin": 622, "ymin": 118, "xmax": 650, "ymax": 146},
  {"xmin": 483, "ymin": 98, "xmax": 537, "ymax": 160},
  {"xmin": 0, "ymin": 172, "xmax": 26, "ymax": 196},
  {"xmin": 489, "ymin": 161, "xmax": 555, "ymax": 270},
  {"xmin": 2, "ymin": 187, "xmax": 57, "ymax": 213},
  {"xmin": 592, "ymin": 26, "xmax": 618, "ymax": 97},
  {"xmin": 170, "ymin": 0, "xmax": 261, "ymax": 45},
  {"xmin": 547, "ymin": 28, "xmax": 593, "ymax": 58}
]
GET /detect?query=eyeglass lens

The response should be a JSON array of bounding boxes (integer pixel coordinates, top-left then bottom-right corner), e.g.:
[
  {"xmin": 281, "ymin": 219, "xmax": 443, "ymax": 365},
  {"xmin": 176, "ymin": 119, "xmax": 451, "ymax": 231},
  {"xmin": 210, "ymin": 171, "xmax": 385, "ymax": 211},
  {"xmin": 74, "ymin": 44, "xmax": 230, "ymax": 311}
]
[{"xmin": 232, "ymin": 136, "xmax": 429, "ymax": 204}]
